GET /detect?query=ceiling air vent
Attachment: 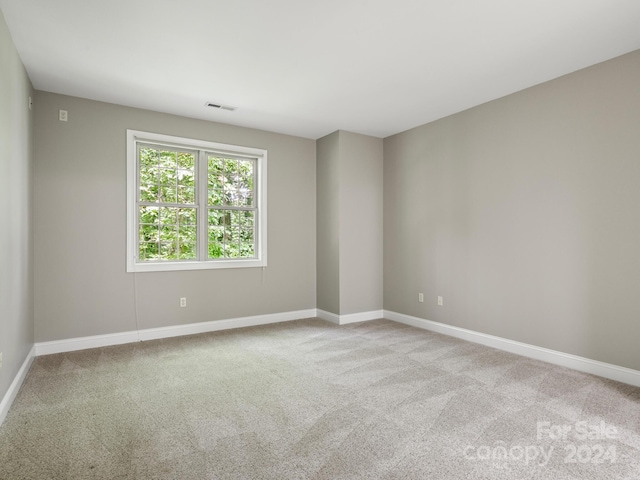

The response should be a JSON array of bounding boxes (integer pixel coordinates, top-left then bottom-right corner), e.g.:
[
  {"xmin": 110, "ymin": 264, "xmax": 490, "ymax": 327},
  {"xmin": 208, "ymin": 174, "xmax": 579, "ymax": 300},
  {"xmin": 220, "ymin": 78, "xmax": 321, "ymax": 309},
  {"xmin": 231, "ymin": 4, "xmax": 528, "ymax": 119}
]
[{"xmin": 205, "ymin": 102, "xmax": 237, "ymax": 111}]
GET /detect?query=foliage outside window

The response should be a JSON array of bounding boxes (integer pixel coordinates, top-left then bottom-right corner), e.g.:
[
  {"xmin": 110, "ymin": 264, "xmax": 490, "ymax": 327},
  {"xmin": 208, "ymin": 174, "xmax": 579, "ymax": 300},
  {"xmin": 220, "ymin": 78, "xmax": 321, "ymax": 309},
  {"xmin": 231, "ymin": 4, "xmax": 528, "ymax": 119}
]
[{"xmin": 127, "ymin": 130, "xmax": 267, "ymax": 272}]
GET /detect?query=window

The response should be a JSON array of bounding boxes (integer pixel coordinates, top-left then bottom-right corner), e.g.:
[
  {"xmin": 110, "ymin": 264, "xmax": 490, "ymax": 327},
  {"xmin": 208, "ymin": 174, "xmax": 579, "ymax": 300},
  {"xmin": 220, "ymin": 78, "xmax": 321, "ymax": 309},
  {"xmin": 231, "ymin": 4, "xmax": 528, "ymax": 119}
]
[{"xmin": 127, "ymin": 130, "xmax": 267, "ymax": 272}]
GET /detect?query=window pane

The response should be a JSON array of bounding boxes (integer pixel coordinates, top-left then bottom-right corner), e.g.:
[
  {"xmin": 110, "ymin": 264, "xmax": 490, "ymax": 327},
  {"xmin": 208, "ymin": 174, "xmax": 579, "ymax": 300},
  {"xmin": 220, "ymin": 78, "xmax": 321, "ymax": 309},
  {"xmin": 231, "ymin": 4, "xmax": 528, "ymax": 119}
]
[
  {"xmin": 140, "ymin": 148, "xmax": 159, "ymax": 168},
  {"xmin": 238, "ymin": 160, "xmax": 254, "ymax": 184},
  {"xmin": 159, "ymin": 167, "xmax": 177, "ymax": 185},
  {"xmin": 160, "ymin": 225, "xmax": 176, "ymax": 243},
  {"xmin": 208, "ymin": 189, "xmax": 223, "ymax": 206},
  {"xmin": 160, "ymin": 207, "xmax": 177, "ymax": 225},
  {"xmin": 237, "ymin": 160, "xmax": 254, "ymax": 207},
  {"xmin": 159, "ymin": 150, "xmax": 176, "ymax": 168},
  {"xmin": 239, "ymin": 191, "xmax": 253, "ymax": 207},
  {"xmin": 141, "ymin": 149, "xmax": 195, "ymax": 204},
  {"xmin": 158, "ymin": 185, "xmax": 176, "ymax": 203},
  {"xmin": 223, "ymin": 242, "xmax": 237, "ymax": 258},
  {"xmin": 139, "ymin": 206, "xmax": 160, "ymax": 260},
  {"xmin": 139, "ymin": 165, "xmax": 158, "ymax": 186},
  {"xmin": 179, "ymin": 243, "xmax": 196, "ymax": 260},
  {"xmin": 179, "ymin": 226, "xmax": 197, "ymax": 245},
  {"xmin": 177, "ymin": 152, "xmax": 195, "ymax": 169},
  {"xmin": 159, "ymin": 242, "xmax": 178, "ymax": 260},
  {"xmin": 226, "ymin": 226, "xmax": 240, "ymax": 257},
  {"xmin": 208, "ymin": 156, "xmax": 225, "ymax": 173},
  {"xmin": 139, "ymin": 224, "xmax": 158, "ymax": 243},
  {"xmin": 139, "ymin": 205, "xmax": 159, "ymax": 223},
  {"xmin": 140, "ymin": 184, "xmax": 157, "ymax": 203},
  {"xmin": 140, "ymin": 242, "xmax": 159, "ymax": 261},
  {"xmin": 240, "ymin": 210, "xmax": 254, "ymax": 226},
  {"xmin": 205, "ymin": 207, "xmax": 256, "ymax": 259},
  {"xmin": 240, "ymin": 244, "xmax": 254, "ymax": 258},
  {"xmin": 208, "ymin": 226, "xmax": 224, "ymax": 259},
  {"xmin": 230, "ymin": 210, "xmax": 241, "ymax": 226},
  {"xmin": 177, "ymin": 169, "xmax": 194, "ymax": 187},
  {"xmin": 178, "ymin": 208, "xmax": 196, "ymax": 226},
  {"xmin": 209, "ymin": 226, "xmax": 224, "ymax": 243},
  {"xmin": 138, "ymin": 205, "xmax": 199, "ymax": 262},
  {"xmin": 228, "ymin": 225, "xmax": 240, "ymax": 243},
  {"xmin": 240, "ymin": 228, "xmax": 254, "ymax": 258},
  {"xmin": 207, "ymin": 174, "xmax": 219, "ymax": 190},
  {"xmin": 222, "ymin": 158, "xmax": 235, "ymax": 175},
  {"xmin": 208, "ymin": 209, "xmax": 223, "ymax": 226},
  {"xmin": 222, "ymin": 183, "xmax": 233, "ymax": 206},
  {"xmin": 208, "ymin": 157, "xmax": 225, "ymax": 206},
  {"xmin": 144, "ymin": 185, "xmax": 159, "ymax": 203},
  {"xmin": 177, "ymin": 216, "xmax": 196, "ymax": 259},
  {"xmin": 139, "ymin": 156, "xmax": 159, "ymax": 202},
  {"xmin": 240, "ymin": 227, "xmax": 253, "ymax": 241},
  {"xmin": 207, "ymin": 155, "xmax": 255, "ymax": 207},
  {"xmin": 177, "ymin": 186, "xmax": 194, "ymax": 204}
]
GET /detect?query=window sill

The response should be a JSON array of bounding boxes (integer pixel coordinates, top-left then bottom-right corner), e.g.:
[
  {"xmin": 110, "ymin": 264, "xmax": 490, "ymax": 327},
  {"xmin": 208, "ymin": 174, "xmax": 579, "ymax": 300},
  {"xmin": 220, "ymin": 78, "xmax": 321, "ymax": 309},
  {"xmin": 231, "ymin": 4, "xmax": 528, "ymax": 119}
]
[{"xmin": 127, "ymin": 258, "xmax": 267, "ymax": 273}]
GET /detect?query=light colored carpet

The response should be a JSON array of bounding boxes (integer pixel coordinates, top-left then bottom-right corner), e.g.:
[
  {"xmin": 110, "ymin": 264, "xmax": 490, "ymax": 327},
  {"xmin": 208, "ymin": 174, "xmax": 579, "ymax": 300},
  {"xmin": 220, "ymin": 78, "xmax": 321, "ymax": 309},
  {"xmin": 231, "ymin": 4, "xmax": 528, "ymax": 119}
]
[{"xmin": 1, "ymin": 318, "xmax": 639, "ymax": 479}]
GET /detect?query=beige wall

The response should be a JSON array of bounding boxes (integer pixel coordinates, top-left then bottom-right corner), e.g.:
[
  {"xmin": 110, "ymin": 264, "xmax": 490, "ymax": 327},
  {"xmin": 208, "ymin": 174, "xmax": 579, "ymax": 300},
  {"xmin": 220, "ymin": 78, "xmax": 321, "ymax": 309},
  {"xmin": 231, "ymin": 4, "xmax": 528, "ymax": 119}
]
[
  {"xmin": 316, "ymin": 132, "xmax": 340, "ymax": 313},
  {"xmin": 384, "ymin": 50, "xmax": 640, "ymax": 371},
  {"xmin": 339, "ymin": 132, "xmax": 383, "ymax": 315},
  {"xmin": 317, "ymin": 131, "xmax": 383, "ymax": 316},
  {"xmin": 0, "ymin": 11, "xmax": 34, "ymax": 401},
  {"xmin": 34, "ymin": 92, "xmax": 316, "ymax": 342}
]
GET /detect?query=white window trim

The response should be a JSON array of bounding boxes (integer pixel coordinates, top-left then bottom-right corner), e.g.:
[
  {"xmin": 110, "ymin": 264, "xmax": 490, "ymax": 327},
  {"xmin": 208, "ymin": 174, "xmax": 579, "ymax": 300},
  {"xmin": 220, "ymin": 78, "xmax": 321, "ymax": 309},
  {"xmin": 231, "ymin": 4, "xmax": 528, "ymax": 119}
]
[{"xmin": 126, "ymin": 129, "xmax": 267, "ymax": 272}]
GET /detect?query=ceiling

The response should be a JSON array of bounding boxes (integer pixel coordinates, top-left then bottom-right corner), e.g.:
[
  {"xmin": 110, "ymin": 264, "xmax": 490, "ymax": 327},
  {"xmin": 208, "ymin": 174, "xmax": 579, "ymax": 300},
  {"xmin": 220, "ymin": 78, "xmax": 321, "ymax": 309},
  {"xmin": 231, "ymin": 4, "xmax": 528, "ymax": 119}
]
[{"xmin": 2, "ymin": 1, "xmax": 640, "ymax": 139}]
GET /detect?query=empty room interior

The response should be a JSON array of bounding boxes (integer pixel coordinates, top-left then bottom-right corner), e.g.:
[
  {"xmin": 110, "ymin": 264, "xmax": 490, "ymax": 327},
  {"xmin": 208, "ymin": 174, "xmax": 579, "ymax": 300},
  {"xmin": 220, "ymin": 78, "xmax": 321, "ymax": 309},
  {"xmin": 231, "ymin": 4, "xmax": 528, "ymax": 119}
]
[{"xmin": 1, "ymin": 1, "xmax": 640, "ymax": 479}]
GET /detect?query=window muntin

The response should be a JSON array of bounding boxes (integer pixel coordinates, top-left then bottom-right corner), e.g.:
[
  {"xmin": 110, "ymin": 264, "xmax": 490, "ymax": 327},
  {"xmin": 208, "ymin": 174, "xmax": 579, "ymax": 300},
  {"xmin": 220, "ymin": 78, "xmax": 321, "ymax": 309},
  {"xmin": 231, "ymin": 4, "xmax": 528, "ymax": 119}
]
[{"xmin": 127, "ymin": 130, "xmax": 267, "ymax": 272}]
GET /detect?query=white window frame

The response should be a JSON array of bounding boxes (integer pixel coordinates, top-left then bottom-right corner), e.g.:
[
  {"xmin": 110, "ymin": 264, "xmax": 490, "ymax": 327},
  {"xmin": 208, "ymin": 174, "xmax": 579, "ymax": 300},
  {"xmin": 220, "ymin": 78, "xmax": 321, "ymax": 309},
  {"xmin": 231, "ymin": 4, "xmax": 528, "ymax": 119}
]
[{"xmin": 126, "ymin": 130, "xmax": 267, "ymax": 272}]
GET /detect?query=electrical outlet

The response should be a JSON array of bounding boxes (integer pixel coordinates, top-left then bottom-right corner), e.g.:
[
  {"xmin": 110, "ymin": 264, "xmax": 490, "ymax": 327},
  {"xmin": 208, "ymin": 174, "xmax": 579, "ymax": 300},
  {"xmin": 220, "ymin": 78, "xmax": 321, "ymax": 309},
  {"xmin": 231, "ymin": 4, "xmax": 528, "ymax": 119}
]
[
  {"xmin": 180, "ymin": 297, "xmax": 187, "ymax": 308},
  {"xmin": 59, "ymin": 109, "xmax": 68, "ymax": 122},
  {"xmin": 418, "ymin": 293, "xmax": 424, "ymax": 303},
  {"xmin": 437, "ymin": 296, "xmax": 444, "ymax": 306}
]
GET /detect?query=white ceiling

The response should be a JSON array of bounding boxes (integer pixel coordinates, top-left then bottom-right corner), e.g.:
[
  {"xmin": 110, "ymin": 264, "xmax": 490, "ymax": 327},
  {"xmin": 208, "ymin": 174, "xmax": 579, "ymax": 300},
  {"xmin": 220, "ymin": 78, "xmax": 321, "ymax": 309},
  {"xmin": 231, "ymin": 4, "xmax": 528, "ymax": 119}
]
[{"xmin": 2, "ymin": 1, "xmax": 640, "ymax": 139}]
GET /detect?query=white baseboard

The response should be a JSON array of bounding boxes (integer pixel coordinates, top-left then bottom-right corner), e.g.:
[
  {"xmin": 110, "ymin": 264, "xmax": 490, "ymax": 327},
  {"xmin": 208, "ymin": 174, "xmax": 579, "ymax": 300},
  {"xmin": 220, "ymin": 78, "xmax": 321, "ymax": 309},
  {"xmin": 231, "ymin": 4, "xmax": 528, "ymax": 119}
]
[
  {"xmin": 138, "ymin": 309, "xmax": 317, "ymax": 341},
  {"xmin": 36, "ymin": 330, "xmax": 141, "ymax": 356},
  {"xmin": 340, "ymin": 310, "xmax": 385, "ymax": 324},
  {"xmin": 0, "ymin": 345, "xmax": 36, "ymax": 427},
  {"xmin": 317, "ymin": 309, "xmax": 340, "ymax": 324},
  {"xmin": 317, "ymin": 309, "xmax": 383, "ymax": 325},
  {"xmin": 36, "ymin": 309, "xmax": 317, "ymax": 356},
  {"xmin": 384, "ymin": 310, "xmax": 640, "ymax": 387}
]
